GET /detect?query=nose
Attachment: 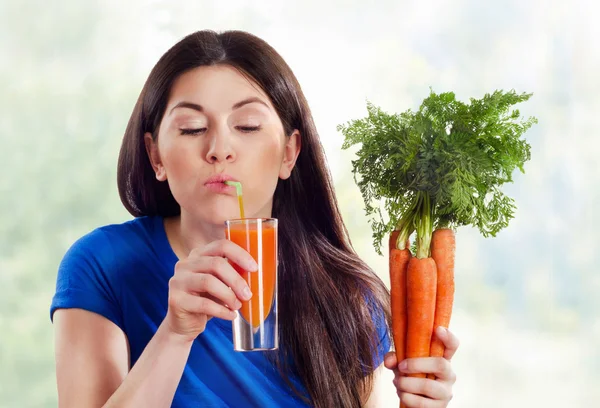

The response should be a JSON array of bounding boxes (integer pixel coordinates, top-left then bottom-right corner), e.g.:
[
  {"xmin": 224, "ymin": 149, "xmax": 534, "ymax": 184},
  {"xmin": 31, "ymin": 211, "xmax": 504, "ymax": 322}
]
[{"xmin": 205, "ymin": 127, "xmax": 236, "ymax": 164}]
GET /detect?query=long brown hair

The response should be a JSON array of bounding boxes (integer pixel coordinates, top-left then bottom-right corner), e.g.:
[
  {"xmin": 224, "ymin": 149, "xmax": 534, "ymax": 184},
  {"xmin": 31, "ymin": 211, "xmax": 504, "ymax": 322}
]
[{"xmin": 117, "ymin": 30, "xmax": 391, "ymax": 407}]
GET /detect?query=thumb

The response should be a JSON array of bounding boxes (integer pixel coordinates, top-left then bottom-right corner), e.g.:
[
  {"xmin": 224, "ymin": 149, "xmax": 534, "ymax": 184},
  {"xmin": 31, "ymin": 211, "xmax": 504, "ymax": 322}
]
[{"xmin": 383, "ymin": 351, "xmax": 398, "ymax": 370}]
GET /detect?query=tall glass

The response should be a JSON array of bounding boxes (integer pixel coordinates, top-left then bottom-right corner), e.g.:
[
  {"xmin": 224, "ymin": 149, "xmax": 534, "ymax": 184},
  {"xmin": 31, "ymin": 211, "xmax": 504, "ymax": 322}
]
[{"xmin": 225, "ymin": 218, "xmax": 278, "ymax": 351}]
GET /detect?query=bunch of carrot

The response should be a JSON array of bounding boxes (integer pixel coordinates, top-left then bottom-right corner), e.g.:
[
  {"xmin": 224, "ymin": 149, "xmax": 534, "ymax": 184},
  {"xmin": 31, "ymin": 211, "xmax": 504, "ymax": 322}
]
[
  {"xmin": 391, "ymin": 233, "xmax": 453, "ymax": 408},
  {"xmin": 338, "ymin": 89, "xmax": 537, "ymax": 407},
  {"xmin": 388, "ymin": 193, "xmax": 455, "ymax": 392}
]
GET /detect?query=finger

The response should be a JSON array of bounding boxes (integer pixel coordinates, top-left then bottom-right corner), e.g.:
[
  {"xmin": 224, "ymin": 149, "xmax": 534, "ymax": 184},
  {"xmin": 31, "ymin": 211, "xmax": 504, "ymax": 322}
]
[
  {"xmin": 395, "ymin": 376, "xmax": 452, "ymax": 401},
  {"xmin": 178, "ymin": 292, "xmax": 237, "ymax": 321},
  {"xmin": 192, "ymin": 239, "xmax": 258, "ymax": 272},
  {"xmin": 183, "ymin": 256, "xmax": 253, "ymax": 302},
  {"xmin": 434, "ymin": 326, "xmax": 460, "ymax": 361},
  {"xmin": 204, "ymin": 293, "xmax": 227, "ymax": 306},
  {"xmin": 399, "ymin": 392, "xmax": 445, "ymax": 408},
  {"xmin": 384, "ymin": 351, "xmax": 398, "ymax": 370},
  {"xmin": 185, "ymin": 273, "xmax": 241, "ymax": 310},
  {"xmin": 398, "ymin": 357, "xmax": 455, "ymax": 382}
]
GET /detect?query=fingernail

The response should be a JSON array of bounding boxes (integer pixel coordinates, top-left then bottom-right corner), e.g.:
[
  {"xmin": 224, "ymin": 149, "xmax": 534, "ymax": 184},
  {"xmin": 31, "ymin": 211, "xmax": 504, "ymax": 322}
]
[
  {"xmin": 242, "ymin": 287, "xmax": 252, "ymax": 300},
  {"xmin": 247, "ymin": 260, "xmax": 258, "ymax": 271},
  {"xmin": 234, "ymin": 300, "xmax": 242, "ymax": 309},
  {"xmin": 398, "ymin": 360, "xmax": 407, "ymax": 371}
]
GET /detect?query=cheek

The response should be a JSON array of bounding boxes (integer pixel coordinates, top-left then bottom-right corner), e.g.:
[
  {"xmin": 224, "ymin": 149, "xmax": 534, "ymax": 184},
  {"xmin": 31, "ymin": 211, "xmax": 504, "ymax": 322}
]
[
  {"xmin": 158, "ymin": 138, "xmax": 201, "ymax": 204},
  {"xmin": 243, "ymin": 137, "xmax": 284, "ymax": 203},
  {"xmin": 253, "ymin": 137, "xmax": 284, "ymax": 175},
  {"xmin": 160, "ymin": 138, "xmax": 195, "ymax": 176}
]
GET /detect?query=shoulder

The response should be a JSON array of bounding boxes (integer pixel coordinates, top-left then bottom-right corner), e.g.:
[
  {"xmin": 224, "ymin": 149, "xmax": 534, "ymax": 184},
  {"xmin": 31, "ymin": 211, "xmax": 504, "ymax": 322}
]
[
  {"xmin": 51, "ymin": 216, "xmax": 164, "ymax": 328},
  {"xmin": 63, "ymin": 216, "xmax": 159, "ymax": 266},
  {"xmin": 71, "ymin": 215, "xmax": 157, "ymax": 250},
  {"xmin": 56, "ymin": 216, "xmax": 164, "ymax": 289}
]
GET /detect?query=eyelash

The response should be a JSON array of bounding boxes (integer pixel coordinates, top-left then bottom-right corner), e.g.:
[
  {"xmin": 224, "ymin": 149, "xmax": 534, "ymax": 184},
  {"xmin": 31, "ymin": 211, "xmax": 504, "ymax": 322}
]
[{"xmin": 179, "ymin": 126, "xmax": 261, "ymax": 135}]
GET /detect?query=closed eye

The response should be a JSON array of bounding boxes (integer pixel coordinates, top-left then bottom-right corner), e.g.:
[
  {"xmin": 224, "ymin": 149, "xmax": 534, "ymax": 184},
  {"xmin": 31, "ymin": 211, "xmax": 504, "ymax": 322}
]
[
  {"xmin": 237, "ymin": 126, "xmax": 262, "ymax": 133},
  {"xmin": 180, "ymin": 126, "xmax": 261, "ymax": 135},
  {"xmin": 180, "ymin": 128, "xmax": 206, "ymax": 136}
]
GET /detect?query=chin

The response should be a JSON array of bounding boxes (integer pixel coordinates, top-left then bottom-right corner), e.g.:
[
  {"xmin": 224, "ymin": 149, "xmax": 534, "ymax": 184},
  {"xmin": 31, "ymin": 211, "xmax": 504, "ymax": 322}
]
[{"xmin": 196, "ymin": 204, "xmax": 241, "ymax": 225}]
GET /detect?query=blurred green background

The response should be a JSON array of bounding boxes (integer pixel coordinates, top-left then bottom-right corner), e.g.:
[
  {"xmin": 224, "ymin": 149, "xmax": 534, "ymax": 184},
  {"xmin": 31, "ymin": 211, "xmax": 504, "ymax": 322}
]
[{"xmin": 1, "ymin": 0, "xmax": 598, "ymax": 406}]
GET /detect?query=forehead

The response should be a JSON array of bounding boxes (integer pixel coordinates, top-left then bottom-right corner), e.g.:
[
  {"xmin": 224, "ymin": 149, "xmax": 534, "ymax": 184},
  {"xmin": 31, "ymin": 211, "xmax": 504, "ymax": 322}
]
[{"xmin": 167, "ymin": 65, "xmax": 273, "ymax": 112}]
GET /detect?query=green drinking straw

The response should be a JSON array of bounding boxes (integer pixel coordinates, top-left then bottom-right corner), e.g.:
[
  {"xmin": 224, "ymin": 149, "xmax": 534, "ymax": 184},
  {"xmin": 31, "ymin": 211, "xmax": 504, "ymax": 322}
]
[{"xmin": 224, "ymin": 181, "xmax": 245, "ymax": 218}]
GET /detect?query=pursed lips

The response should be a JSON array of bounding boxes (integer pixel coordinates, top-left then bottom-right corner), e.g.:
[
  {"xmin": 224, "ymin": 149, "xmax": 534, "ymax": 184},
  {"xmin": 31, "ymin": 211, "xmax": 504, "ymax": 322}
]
[{"xmin": 203, "ymin": 174, "xmax": 238, "ymax": 194}]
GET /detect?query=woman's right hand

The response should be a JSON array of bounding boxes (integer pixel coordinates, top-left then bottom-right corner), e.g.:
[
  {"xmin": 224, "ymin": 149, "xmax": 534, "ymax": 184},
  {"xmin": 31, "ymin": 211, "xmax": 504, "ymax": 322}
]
[{"xmin": 162, "ymin": 239, "xmax": 258, "ymax": 343}]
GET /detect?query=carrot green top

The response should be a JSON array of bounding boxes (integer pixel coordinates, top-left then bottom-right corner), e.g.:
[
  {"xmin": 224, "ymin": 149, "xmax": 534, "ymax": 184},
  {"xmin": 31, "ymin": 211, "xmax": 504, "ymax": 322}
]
[{"xmin": 338, "ymin": 89, "xmax": 537, "ymax": 258}]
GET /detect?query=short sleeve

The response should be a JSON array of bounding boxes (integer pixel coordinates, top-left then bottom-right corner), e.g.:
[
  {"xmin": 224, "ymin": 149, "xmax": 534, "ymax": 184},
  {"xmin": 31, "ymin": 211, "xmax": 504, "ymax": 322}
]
[
  {"xmin": 362, "ymin": 292, "xmax": 391, "ymax": 374},
  {"xmin": 371, "ymin": 298, "xmax": 391, "ymax": 368},
  {"xmin": 50, "ymin": 229, "xmax": 124, "ymax": 331}
]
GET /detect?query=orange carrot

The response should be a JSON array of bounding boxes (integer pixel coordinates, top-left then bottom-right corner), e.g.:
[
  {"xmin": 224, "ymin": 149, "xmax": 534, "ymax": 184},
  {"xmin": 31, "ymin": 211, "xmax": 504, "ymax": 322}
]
[
  {"xmin": 389, "ymin": 230, "xmax": 400, "ymax": 253},
  {"xmin": 405, "ymin": 257, "xmax": 437, "ymax": 379},
  {"xmin": 389, "ymin": 230, "xmax": 412, "ymax": 408},
  {"xmin": 427, "ymin": 228, "xmax": 456, "ymax": 380},
  {"xmin": 391, "ymin": 249, "xmax": 410, "ymax": 408},
  {"xmin": 389, "ymin": 244, "xmax": 410, "ymax": 364}
]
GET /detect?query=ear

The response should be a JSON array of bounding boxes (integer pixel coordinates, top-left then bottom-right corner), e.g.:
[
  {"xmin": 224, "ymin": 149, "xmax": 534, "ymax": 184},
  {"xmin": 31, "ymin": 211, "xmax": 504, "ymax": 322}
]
[
  {"xmin": 144, "ymin": 132, "xmax": 167, "ymax": 181},
  {"xmin": 279, "ymin": 130, "xmax": 301, "ymax": 180}
]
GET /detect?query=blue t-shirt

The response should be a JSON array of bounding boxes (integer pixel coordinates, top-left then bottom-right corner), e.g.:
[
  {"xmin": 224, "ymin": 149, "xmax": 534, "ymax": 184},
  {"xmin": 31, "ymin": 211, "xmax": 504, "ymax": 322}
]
[{"xmin": 50, "ymin": 216, "xmax": 390, "ymax": 407}]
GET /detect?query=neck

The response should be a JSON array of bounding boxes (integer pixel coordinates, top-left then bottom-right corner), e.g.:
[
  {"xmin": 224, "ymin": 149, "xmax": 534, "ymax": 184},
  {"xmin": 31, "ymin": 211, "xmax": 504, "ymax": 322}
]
[
  {"xmin": 165, "ymin": 199, "xmax": 275, "ymax": 259},
  {"xmin": 165, "ymin": 212, "xmax": 225, "ymax": 259}
]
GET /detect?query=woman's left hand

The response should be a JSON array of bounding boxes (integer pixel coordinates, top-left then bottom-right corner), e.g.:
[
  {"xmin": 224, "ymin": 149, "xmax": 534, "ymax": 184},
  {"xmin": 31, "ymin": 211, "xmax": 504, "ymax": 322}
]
[{"xmin": 384, "ymin": 326, "xmax": 460, "ymax": 407}]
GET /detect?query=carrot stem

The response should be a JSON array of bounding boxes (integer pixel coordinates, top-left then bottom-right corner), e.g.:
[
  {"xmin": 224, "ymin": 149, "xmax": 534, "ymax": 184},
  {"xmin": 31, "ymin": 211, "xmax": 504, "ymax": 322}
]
[{"xmin": 415, "ymin": 192, "xmax": 433, "ymax": 259}]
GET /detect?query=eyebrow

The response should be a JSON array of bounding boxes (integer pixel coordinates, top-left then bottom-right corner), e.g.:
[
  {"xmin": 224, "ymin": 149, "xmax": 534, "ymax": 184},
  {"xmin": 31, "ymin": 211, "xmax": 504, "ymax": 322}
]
[{"xmin": 168, "ymin": 96, "xmax": 270, "ymax": 115}]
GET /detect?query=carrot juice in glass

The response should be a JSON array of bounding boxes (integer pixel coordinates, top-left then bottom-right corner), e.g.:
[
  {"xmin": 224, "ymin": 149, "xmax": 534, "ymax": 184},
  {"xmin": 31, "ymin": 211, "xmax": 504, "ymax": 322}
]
[{"xmin": 225, "ymin": 218, "xmax": 278, "ymax": 351}]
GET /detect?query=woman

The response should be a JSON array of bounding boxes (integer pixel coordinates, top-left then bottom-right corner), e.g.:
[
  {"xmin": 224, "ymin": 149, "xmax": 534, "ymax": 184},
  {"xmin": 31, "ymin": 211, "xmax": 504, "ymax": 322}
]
[{"xmin": 51, "ymin": 30, "xmax": 458, "ymax": 407}]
